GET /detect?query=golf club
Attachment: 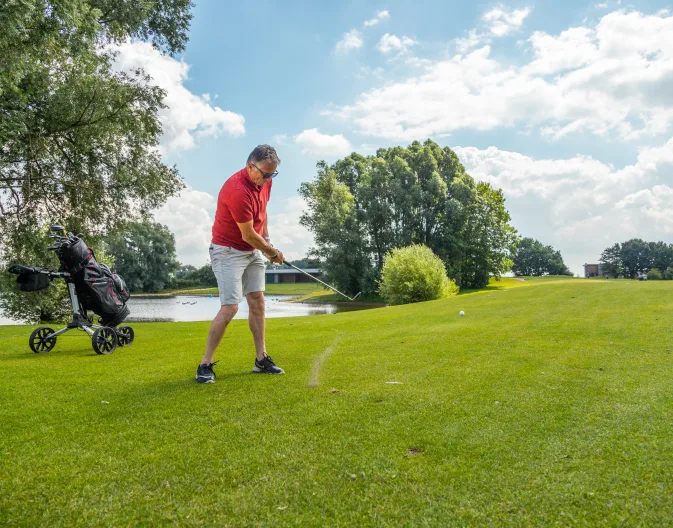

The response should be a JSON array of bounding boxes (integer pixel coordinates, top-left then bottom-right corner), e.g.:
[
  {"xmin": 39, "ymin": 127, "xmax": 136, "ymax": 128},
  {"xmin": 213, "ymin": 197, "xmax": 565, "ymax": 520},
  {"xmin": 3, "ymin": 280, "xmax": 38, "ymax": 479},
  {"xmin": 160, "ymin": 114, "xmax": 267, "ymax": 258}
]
[{"xmin": 283, "ymin": 262, "xmax": 361, "ymax": 301}]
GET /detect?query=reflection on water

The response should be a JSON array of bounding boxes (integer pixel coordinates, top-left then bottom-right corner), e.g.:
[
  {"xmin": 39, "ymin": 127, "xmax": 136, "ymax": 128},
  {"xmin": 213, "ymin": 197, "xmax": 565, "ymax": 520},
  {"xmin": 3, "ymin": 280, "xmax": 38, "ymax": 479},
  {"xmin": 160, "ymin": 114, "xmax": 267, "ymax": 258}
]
[
  {"xmin": 126, "ymin": 295, "xmax": 342, "ymax": 322},
  {"xmin": 0, "ymin": 295, "xmax": 375, "ymax": 325}
]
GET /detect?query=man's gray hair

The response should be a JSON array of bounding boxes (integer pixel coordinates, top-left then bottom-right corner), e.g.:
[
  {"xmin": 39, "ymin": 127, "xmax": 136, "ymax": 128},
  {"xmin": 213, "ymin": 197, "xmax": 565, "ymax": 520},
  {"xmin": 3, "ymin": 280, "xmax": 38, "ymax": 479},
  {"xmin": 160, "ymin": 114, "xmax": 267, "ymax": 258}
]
[{"xmin": 247, "ymin": 145, "xmax": 280, "ymax": 166}]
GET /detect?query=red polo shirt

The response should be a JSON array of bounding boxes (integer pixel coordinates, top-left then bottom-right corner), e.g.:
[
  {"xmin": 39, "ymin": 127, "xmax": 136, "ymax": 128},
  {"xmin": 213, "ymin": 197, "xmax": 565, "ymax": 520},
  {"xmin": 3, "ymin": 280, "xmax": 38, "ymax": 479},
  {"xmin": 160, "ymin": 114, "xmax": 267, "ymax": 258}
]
[{"xmin": 212, "ymin": 168, "xmax": 272, "ymax": 251}]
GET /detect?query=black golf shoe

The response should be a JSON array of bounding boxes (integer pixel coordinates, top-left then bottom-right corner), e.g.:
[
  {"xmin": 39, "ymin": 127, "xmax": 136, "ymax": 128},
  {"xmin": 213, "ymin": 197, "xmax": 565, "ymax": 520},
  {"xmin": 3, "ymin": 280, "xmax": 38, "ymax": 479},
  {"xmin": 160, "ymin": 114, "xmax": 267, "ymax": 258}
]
[
  {"xmin": 196, "ymin": 362, "xmax": 217, "ymax": 383},
  {"xmin": 253, "ymin": 355, "xmax": 285, "ymax": 374}
]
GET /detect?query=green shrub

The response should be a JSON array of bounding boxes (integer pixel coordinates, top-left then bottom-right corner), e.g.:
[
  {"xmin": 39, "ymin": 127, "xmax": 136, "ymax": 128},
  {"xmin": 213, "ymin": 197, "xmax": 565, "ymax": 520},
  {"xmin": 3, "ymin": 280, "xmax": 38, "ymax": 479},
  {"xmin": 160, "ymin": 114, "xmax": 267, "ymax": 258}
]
[
  {"xmin": 379, "ymin": 244, "xmax": 458, "ymax": 305},
  {"xmin": 664, "ymin": 267, "xmax": 673, "ymax": 280},
  {"xmin": 647, "ymin": 268, "xmax": 663, "ymax": 280}
]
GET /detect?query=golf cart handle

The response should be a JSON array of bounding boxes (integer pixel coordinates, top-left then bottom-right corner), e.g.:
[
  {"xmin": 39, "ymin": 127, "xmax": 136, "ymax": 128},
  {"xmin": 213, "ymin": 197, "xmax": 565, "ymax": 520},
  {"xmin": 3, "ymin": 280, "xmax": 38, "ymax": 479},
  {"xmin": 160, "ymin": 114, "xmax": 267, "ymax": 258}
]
[{"xmin": 8, "ymin": 264, "xmax": 69, "ymax": 278}]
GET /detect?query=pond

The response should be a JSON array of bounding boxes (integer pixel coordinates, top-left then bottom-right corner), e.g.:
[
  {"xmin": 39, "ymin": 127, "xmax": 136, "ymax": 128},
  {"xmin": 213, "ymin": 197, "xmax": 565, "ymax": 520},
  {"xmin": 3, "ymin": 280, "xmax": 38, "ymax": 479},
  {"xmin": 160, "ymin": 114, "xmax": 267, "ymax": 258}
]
[{"xmin": 0, "ymin": 295, "xmax": 376, "ymax": 325}]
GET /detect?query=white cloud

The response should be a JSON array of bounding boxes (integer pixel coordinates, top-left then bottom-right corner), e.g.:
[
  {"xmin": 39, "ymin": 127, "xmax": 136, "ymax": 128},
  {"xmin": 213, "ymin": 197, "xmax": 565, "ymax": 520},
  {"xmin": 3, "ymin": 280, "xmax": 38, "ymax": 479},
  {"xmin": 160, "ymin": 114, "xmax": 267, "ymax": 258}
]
[
  {"xmin": 524, "ymin": 27, "xmax": 598, "ymax": 75},
  {"xmin": 326, "ymin": 10, "xmax": 673, "ymax": 142},
  {"xmin": 616, "ymin": 185, "xmax": 673, "ymax": 233},
  {"xmin": 377, "ymin": 33, "xmax": 417, "ymax": 54},
  {"xmin": 266, "ymin": 197, "xmax": 315, "ymax": 261},
  {"xmin": 455, "ymin": 135, "xmax": 673, "ymax": 273},
  {"xmin": 335, "ymin": 29, "xmax": 363, "ymax": 53},
  {"xmin": 154, "ymin": 187, "xmax": 217, "ymax": 266},
  {"xmin": 295, "ymin": 128, "xmax": 353, "ymax": 157},
  {"xmin": 355, "ymin": 66, "xmax": 385, "ymax": 79},
  {"xmin": 364, "ymin": 10, "xmax": 390, "ymax": 27},
  {"xmin": 483, "ymin": 6, "xmax": 531, "ymax": 36},
  {"xmin": 454, "ymin": 6, "xmax": 531, "ymax": 52},
  {"xmin": 112, "ymin": 41, "xmax": 245, "ymax": 154},
  {"xmin": 271, "ymin": 133, "xmax": 290, "ymax": 146},
  {"xmin": 455, "ymin": 29, "xmax": 484, "ymax": 53}
]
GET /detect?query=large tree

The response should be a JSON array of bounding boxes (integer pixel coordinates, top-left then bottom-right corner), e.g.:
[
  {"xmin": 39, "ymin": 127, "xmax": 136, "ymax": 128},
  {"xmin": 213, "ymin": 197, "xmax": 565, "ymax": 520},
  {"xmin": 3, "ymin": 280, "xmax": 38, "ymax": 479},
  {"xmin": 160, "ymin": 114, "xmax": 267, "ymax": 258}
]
[
  {"xmin": 648, "ymin": 241, "xmax": 673, "ymax": 274},
  {"xmin": 461, "ymin": 183, "xmax": 518, "ymax": 287},
  {"xmin": 620, "ymin": 239, "xmax": 653, "ymax": 279},
  {"xmin": 300, "ymin": 140, "xmax": 517, "ymax": 292},
  {"xmin": 0, "ymin": 0, "xmax": 192, "ymax": 320},
  {"xmin": 106, "ymin": 220, "xmax": 180, "ymax": 293},
  {"xmin": 513, "ymin": 237, "xmax": 572, "ymax": 276},
  {"xmin": 599, "ymin": 243, "xmax": 622, "ymax": 278}
]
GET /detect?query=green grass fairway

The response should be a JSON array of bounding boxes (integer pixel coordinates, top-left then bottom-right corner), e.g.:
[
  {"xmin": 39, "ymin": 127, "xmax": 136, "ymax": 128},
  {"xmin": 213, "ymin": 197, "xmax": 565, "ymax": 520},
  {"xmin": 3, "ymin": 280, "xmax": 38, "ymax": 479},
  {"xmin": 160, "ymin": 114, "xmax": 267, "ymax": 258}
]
[{"xmin": 2, "ymin": 279, "xmax": 673, "ymax": 526}]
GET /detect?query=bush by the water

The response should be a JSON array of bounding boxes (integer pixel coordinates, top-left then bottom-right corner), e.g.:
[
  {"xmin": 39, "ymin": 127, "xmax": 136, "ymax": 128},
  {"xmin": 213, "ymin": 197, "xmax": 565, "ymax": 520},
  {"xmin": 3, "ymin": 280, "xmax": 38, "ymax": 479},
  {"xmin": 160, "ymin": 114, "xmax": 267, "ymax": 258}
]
[
  {"xmin": 379, "ymin": 244, "xmax": 458, "ymax": 305},
  {"xmin": 647, "ymin": 268, "xmax": 663, "ymax": 280}
]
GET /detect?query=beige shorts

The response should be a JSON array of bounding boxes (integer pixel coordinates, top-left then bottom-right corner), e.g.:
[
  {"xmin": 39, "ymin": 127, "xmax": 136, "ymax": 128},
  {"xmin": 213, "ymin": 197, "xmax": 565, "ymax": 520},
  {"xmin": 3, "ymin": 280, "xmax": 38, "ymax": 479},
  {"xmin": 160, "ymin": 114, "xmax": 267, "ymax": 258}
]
[{"xmin": 209, "ymin": 243, "xmax": 266, "ymax": 305}]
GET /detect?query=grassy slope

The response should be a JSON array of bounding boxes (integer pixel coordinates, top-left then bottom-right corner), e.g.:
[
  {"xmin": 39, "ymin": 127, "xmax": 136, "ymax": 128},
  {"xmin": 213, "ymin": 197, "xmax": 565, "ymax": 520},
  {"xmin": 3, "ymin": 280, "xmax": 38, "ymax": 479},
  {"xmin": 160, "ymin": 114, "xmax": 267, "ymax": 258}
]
[{"xmin": 1, "ymin": 279, "xmax": 672, "ymax": 526}]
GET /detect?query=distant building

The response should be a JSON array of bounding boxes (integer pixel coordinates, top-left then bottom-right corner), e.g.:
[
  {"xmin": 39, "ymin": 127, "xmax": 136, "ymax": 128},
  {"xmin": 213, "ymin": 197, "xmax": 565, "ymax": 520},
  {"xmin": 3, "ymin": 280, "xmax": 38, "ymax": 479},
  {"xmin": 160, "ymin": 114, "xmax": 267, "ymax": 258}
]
[
  {"xmin": 584, "ymin": 263, "xmax": 606, "ymax": 278},
  {"xmin": 265, "ymin": 268, "xmax": 322, "ymax": 284}
]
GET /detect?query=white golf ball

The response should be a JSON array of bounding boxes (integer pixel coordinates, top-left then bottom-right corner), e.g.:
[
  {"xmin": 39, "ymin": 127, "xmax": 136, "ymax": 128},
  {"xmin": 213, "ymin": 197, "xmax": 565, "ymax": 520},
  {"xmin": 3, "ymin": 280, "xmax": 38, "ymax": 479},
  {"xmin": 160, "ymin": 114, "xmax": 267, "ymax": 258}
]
[{"xmin": 459, "ymin": 311, "xmax": 465, "ymax": 316}]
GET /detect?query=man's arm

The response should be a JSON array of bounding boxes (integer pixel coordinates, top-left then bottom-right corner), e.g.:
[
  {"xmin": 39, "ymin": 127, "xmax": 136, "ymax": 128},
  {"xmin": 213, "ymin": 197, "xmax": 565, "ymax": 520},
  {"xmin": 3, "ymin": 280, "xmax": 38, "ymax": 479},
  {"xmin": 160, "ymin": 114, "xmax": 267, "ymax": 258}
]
[
  {"xmin": 263, "ymin": 216, "xmax": 269, "ymax": 240},
  {"xmin": 237, "ymin": 221, "xmax": 284, "ymax": 263}
]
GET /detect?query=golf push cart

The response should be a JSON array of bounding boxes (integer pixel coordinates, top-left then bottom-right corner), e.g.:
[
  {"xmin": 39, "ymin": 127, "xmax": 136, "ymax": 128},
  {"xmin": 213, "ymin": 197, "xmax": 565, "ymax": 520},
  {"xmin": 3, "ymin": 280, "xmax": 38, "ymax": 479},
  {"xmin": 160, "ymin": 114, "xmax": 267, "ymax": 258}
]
[{"xmin": 8, "ymin": 225, "xmax": 134, "ymax": 355}]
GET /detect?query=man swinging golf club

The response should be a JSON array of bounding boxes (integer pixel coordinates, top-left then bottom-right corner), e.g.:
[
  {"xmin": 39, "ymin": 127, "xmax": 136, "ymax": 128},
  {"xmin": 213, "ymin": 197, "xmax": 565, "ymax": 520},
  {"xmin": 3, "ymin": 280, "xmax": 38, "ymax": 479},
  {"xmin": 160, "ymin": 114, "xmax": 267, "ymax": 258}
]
[{"xmin": 196, "ymin": 145, "xmax": 285, "ymax": 383}]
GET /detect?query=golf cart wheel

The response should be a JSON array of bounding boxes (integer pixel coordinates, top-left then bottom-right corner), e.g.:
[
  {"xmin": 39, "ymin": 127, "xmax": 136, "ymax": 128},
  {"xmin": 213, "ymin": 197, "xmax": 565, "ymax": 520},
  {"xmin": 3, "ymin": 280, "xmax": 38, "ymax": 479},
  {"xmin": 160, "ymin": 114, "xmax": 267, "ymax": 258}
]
[
  {"xmin": 29, "ymin": 327, "xmax": 56, "ymax": 353},
  {"xmin": 116, "ymin": 326, "xmax": 134, "ymax": 347},
  {"xmin": 92, "ymin": 327, "xmax": 117, "ymax": 355}
]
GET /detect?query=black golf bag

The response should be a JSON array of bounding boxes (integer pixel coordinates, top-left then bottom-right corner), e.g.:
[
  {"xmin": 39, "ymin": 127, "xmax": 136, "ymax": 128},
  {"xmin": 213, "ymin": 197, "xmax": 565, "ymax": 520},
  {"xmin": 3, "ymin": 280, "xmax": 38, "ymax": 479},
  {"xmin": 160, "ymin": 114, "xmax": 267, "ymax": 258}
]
[
  {"xmin": 56, "ymin": 236, "xmax": 131, "ymax": 326},
  {"xmin": 9, "ymin": 226, "xmax": 135, "ymax": 355}
]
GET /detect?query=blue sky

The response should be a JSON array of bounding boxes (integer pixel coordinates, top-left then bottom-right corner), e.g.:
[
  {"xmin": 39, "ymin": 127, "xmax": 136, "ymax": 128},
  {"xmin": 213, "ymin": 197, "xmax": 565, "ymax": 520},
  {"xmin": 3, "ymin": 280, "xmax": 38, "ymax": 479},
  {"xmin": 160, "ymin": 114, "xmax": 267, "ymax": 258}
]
[{"xmin": 115, "ymin": 0, "xmax": 673, "ymax": 274}]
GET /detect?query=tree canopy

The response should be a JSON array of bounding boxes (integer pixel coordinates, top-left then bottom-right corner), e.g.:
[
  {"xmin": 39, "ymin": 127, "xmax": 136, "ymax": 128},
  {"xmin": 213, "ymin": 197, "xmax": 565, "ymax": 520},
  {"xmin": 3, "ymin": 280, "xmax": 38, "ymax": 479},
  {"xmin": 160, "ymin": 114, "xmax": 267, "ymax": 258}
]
[
  {"xmin": 299, "ymin": 140, "xmax": 518, "ymax": 293},
  {"xmin": 0, "ymin": 0, "xmax": 193, "ymax": 321},
  {"xmin": 106, "ymin": 220, "xmax": 180, "ymax": 293},
  {"xmin": 512, "ymin": 237, "xmax": 571, "ymax": 276},
  {"xmin": 600, "ymin": 239, "xmax": 673, "ymax": 278}
]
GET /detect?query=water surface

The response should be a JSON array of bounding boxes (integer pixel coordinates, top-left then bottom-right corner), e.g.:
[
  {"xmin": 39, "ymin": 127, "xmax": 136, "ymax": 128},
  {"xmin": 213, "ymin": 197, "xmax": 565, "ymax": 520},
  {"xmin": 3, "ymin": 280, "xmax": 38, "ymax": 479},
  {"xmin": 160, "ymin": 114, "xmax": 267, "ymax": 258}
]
[{"xmin": 0, "ymin": 295, "xmax": 372, "ymax": 325}]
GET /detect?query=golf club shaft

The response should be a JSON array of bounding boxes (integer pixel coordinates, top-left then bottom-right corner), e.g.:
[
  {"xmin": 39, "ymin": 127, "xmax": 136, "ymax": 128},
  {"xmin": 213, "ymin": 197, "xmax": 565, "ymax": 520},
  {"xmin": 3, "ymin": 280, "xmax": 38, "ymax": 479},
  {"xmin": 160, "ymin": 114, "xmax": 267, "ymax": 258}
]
[{"xmin": 284, "ymin": 262, "xmax": 357, "ymax": 301}]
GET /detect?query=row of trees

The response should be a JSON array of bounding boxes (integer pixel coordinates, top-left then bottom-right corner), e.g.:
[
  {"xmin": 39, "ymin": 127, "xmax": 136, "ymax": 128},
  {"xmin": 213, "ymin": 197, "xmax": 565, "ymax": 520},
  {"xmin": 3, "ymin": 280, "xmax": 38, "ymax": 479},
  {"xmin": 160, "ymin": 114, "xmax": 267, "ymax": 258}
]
[
  {"xmin": 600, "ymin": 239, "xmax": 673, "ymax": 278},
  {"xmin": 299, "ymin": 140, "xmax": 518, "ymax": 294}
]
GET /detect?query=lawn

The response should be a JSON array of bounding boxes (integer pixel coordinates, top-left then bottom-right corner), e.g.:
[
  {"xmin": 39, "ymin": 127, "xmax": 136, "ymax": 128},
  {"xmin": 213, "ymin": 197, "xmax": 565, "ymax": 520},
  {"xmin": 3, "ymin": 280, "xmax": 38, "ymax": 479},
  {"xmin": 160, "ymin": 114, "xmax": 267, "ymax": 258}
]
[{"xmin": 1, "ymin": 279, "xmax": 673, "ymax": 526}]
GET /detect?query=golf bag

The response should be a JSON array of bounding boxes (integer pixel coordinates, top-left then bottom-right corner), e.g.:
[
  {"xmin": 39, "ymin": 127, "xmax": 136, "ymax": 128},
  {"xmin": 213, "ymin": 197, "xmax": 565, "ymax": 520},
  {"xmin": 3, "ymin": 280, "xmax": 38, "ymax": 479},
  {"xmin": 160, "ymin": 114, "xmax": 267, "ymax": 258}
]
[
  {"xmin": 56, "ymin": 236, "xmax": 131, "ymax": 327},
  {"xmin": 8, "ymin": 226, "xmax": 135, "ymax": 355}
]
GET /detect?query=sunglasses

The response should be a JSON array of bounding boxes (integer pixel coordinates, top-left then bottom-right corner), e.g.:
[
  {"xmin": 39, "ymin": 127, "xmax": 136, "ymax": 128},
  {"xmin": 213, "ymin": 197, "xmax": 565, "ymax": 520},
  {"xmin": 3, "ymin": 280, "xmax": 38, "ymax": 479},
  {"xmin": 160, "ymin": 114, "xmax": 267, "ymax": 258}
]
[{"xmin": 251, "ymin": 163, "xmax": 278, "ymax": 179}]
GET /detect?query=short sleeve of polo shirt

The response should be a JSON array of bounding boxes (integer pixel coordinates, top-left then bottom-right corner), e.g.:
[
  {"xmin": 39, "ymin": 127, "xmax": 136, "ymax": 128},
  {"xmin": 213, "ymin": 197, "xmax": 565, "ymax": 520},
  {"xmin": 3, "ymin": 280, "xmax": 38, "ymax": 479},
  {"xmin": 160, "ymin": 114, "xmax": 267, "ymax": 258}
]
[{"xmin": 226, "ymin": 187, "xmax": 253, "ymax": 224}]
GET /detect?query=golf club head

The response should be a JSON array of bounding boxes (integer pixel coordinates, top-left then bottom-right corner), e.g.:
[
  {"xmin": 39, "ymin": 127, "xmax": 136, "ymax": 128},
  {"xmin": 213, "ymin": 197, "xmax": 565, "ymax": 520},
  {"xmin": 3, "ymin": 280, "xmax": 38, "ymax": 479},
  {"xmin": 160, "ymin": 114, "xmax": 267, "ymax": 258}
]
[
  {"xmin": 50, "ymin": 224, "xmax": 65, "ymax": 234},
  {"xmin": 350, "ymin": 292, "xmax": 361, "ymax": 301}
]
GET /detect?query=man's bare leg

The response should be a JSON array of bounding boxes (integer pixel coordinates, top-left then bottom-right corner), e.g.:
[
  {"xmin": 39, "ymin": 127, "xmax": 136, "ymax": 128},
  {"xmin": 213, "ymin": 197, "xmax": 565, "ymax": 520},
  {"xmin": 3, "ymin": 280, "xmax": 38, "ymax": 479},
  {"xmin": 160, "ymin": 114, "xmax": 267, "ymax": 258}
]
[
  {"xmin": 201, "ymin": 304, "xmax": 238, "ymax": 365},
  {"xmin": 246, "ymin": 291, "xmax": 266, "ymax": 361}
]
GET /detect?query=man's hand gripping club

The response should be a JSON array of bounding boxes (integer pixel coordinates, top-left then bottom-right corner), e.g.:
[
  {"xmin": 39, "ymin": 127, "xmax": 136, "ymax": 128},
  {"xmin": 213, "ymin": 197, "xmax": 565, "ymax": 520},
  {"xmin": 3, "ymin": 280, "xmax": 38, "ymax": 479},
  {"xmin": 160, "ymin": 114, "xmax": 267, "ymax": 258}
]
[{"xmin": 236, "ymin": 221, "xmax": 284, "ymax": 264}]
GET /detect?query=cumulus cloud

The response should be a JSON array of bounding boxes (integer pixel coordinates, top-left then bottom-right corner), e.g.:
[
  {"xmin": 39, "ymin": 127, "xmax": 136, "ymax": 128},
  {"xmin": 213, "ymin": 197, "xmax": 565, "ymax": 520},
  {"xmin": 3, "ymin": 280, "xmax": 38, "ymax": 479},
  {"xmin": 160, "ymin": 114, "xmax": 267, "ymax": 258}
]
[
  {"xmin": 153, "ymin": 187, "xmax": 217, "ymax": 266},
  {"xmin": 616, "ymin": 185, "xmax": 673, "ymax": 234},
  {"xmin": 377, "ymin": 33, "xmax": 417, "ymax": 54},
  {"xmin": 483, "ymin": 6, "xmax": 531, "ymax": 36},
  {"xmin": 364, "ymin": 10, "xmax": 390, "ymax": 27},
  {"xmin": 325, "ymin": 10, "xmax": 673, "ymax": 142},
  {"xmin": 455, "ymin": 135, "xmax": 673, "ymax": 273},
  {"xmin": 335, "ymin": 29, "xmax": 364, "ymax": 53},
  {"xmin": 112, "ymin": 41, "xmax": 245, "ymax": 154},
  {"xmin": 295, "ymin": 128, "xmax": 353, "ymax": 157},
  {"xmin": 455, "ymin": 29, "xmax": 484, "ymax": 53},
  {"xmin": 266, "ymin": 196, "xmax": 315, "ymax": 261},
  {"xmin": 456, "ymin": 5, "xmax": 531, "ymax": 51}
]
